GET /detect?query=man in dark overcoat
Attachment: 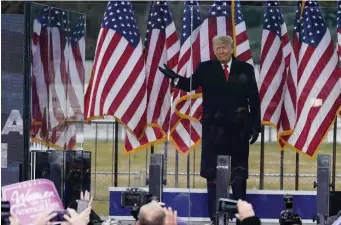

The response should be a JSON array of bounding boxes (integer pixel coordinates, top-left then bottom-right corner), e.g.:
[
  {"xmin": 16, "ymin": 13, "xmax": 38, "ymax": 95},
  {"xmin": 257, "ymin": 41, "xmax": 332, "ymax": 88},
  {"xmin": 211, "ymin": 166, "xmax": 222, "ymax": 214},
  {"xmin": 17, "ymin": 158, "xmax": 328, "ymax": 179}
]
[{"xmin": 159, "ymin": 35, "xmax": 261, "ymax": 224}]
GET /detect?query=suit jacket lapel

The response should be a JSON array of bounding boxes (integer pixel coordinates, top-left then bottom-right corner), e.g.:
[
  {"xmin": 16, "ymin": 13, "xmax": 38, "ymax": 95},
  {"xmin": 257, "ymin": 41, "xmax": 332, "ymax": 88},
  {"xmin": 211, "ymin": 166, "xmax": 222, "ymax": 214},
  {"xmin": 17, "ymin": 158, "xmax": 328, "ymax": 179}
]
[
  {"xmin": 213, "ymin": 60, "xmax": 225, "ymax": 79},
  {"xmin": 229, "ymin": 57, "xmax": 237, "ymax": 77}
]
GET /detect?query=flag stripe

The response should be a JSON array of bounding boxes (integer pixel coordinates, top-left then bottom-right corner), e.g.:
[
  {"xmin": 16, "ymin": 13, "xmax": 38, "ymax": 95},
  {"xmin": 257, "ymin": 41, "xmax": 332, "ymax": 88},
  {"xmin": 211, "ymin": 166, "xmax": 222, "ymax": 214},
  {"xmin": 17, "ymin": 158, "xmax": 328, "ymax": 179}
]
[
  {"xmin": 101, "ymin": 44, "xmax": 135, "ymax": 113},
  {"xmin": 297, "ymin": 42, "xmax": 334, "ymax": 119},
  {"xmin": 90, "ymin": 31, "xmax": 121, "ymax": 116},
  {"xmin": 208, "ymin": 18, "xmax": 218, "ymax": 60}
]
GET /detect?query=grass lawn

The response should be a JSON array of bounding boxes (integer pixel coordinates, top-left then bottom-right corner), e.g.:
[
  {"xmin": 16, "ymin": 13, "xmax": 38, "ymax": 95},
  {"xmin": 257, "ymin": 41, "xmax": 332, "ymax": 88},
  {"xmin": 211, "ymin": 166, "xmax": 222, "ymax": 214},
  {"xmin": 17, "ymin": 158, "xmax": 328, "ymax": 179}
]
[{"xmin": 83, "ymin": 140, "xmax": 341, "ymax": 216}]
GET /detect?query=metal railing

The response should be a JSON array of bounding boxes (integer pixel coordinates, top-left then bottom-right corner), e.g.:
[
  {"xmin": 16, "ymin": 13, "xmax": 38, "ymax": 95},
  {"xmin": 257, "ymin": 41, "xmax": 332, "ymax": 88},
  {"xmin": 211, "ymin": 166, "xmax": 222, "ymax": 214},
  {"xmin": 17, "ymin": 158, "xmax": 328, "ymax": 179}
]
[{"xmin": 84, "ymin": 119, "xmax": 340, "ymax": 199}]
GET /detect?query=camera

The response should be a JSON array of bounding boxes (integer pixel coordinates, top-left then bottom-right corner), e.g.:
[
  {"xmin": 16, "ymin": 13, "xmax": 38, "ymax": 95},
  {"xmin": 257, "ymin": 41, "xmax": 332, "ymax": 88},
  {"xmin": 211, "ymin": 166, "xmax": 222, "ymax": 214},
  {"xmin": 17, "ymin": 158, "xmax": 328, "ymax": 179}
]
[
  {"xmin": 279, "ymin": 195, "xmax": 302, "ymax": 225},
  {"xmin": 121, "ymin": 188, "xmax": 159, "ymax": 220},
  {"xmin": 1, "ymin": 201, "xmax": 11, "ymax": 225},
  {"xmin": 217, "ymin": 198, "xmax": 238, "ymax": 214},
  {"xmin": 121, "ymin": 188, "xmax": 157, "ymax": 208}
]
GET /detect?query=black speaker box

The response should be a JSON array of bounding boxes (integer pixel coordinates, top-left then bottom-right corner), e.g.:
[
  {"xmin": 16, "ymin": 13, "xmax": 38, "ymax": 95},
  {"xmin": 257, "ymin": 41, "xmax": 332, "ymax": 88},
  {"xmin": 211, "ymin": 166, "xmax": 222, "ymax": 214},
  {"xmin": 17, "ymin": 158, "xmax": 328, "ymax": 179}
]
[
  {"xmin": 330, "ymin": 191, "xmax": 341, "ymax": 216},
  {"xmin": 34, "ymin": 151, "xmax": 50, "ymax": 179},
  {"xmin": 31, "ymin": 150, "xmax": 91, "ymax": 207},
  {"xmin": 82, "ymin": 151, "xmax": 91, "ymax": 193}
]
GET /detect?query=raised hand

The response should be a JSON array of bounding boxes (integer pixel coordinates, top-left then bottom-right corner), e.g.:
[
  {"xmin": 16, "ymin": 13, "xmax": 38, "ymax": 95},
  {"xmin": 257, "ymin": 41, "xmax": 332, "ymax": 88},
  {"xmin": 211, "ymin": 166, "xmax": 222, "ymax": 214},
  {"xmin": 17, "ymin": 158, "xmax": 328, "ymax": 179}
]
[
  {"xmin": 80, "ymin": 190, "xmax": 93, "ymax": 207},
  {"xmin": 158, "ymin": 64, "xmax": 178, "ymax": 80}
]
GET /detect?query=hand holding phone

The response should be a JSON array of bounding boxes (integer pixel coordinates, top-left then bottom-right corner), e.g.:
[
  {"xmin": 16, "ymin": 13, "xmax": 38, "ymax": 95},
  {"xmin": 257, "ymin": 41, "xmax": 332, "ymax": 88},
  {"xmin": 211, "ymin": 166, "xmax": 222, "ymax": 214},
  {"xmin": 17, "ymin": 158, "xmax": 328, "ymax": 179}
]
[
  {"xmin": 77, "ymin": 200, "xmax": 89, "ymax": 213},
  {"xmin": 33, "ymin": 211, "xmax": 57, "ymax": 225},
  {"xmin": 49, "ymin": 211, "xmax": 69, "ymax": 224},
  {"xmin": 235, "ymin": 200, "xmax": 255, "ymax": 222}
]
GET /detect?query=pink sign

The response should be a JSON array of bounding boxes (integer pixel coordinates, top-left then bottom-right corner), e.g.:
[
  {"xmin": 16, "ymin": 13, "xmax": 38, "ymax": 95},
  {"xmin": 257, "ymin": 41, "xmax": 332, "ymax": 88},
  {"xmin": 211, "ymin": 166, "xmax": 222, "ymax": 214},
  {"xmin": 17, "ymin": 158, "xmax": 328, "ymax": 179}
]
[{"xmin": 2, "ymin": 179, "xmax": 64, "ymax": 225}]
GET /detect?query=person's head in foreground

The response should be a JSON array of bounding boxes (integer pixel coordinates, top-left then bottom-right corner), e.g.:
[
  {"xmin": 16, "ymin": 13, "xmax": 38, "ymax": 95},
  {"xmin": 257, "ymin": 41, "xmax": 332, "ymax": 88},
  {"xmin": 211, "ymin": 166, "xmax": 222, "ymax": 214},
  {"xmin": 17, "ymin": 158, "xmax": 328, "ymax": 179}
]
[{"xmin": 137, "ymin": 201, "xmax": 181, "ymax": 225}]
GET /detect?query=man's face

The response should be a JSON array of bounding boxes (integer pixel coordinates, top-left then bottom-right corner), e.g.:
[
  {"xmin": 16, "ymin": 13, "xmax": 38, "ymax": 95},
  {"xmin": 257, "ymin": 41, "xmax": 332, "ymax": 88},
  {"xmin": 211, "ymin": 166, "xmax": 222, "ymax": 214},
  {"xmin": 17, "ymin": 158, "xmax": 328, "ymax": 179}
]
[{"xmin": 213, "ymin": 42, "xmax": 233, "ymax": 64}]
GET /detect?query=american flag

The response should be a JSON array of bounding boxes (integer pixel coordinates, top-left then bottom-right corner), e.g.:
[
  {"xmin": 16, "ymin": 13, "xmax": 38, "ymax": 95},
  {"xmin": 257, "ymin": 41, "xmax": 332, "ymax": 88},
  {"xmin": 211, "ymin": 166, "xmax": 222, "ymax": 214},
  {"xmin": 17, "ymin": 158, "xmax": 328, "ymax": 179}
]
[
  {"xmin": 258, "ymin": 1, "xmax": 297, "ymax": 148},
  {"xmin": 84, "ymin": 1, "xmax": 147, "ymax": 139},
  {"xmin": 287, "ymin": 0, "xmax": 341, "ymax": 156},
  {"xmin": 259, "ymin": 1, "xmax": 290, "ymax": 127},
  {"xmin": 31, "ymin": 6, "xmax": 81, "ymax": 149},
  {"xmin": 124, "ymin": 1, "xmax": 180, "ymax": 152},
  {"xmin": 67, "ymin": 14, "xmax": 85, "ymax": 121},
  {"xmin": 278, "ymin": 1, "xmax": 303, "ymax": 147},
  {"xmin": 337, "ymin": 0, "xmax": 341, "ymax": 117},
  {"xmin": 170, "ymin": 1, "xmax": 203, "ymax": 154},
  {"xmin": 171, "ymin": 0, "xmax": 253, "ymax": 154}
]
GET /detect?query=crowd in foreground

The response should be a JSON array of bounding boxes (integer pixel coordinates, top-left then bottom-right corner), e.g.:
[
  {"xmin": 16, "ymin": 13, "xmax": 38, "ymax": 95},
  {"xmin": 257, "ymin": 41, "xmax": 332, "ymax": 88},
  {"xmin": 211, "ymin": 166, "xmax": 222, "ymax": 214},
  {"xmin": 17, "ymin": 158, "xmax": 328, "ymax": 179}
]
[{"xmin": 4, "ymin": 190, "xmax": 341, "ymax": 225}]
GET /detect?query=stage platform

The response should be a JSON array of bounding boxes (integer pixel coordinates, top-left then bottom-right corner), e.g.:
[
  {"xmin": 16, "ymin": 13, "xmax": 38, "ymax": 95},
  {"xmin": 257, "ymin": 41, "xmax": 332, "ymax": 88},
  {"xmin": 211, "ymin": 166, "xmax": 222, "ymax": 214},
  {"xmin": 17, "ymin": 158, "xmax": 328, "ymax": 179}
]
[{"xmin": 108, "ymin": 187, "xmax": 317, "ymax": 225}]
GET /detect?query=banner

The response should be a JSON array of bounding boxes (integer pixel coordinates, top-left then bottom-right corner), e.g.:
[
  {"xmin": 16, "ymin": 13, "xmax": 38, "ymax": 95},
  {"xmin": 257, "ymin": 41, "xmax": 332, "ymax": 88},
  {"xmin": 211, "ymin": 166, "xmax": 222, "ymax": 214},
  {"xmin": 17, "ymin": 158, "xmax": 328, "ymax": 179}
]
[{"xmin": 2, "ymin": 179, "xmax": 64, "ymax": 225}]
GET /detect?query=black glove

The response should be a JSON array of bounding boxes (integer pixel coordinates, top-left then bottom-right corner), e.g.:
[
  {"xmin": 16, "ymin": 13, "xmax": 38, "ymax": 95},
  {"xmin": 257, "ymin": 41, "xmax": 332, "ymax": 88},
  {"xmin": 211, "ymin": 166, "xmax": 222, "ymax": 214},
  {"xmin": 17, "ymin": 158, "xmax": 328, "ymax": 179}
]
[
  {"xmin": 249, "ymin": 127, "xmax": 259, "ymax": 145},
  {"xmin": 158, "ymin": 64, "xmax": 179, "ymax": 80}
]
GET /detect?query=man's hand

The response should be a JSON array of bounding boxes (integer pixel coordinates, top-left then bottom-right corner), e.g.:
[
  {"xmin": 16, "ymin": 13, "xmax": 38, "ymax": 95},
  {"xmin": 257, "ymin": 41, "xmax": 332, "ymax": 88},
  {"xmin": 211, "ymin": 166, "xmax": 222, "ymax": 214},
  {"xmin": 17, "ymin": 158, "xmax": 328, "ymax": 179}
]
[
  {"xmin": 63, "ymin": 207, "xmax": 91, "ymax": 225},
  {"xmin": 249, "ymin": 127, "xmax": 259, "ymax": 145},
  {"xmin": 80, "ymin": 190, "xmax": 93, "ymax": 207},
  {"xmin": 33, "ymin": 211, "xmax": 57, "ymax": 225},
  {"xmin": 235, "ymin": 200, "xmax": 255, "ymax": 221},
  {"xmin": 163, "ymin": 207, "xmax": 177, "ymax": 225},
  {"xmin": 158, "ymin": 64, "xmax": 178, "ymax": 80}
]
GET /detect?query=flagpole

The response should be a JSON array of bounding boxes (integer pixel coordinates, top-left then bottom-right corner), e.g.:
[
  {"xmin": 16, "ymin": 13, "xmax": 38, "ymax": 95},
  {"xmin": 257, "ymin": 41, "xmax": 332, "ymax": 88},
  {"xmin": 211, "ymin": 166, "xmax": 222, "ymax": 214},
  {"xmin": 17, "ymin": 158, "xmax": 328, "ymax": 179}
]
[
  {"xmin": 231, "ymin": 0, "xmax": 237, "ymax": 54},
  {"xmin": 186, "ymin": 3, "xmax": 195, "ymax": 191},
  {"xmin": 259, "ymin": 125, "xmax": 265, "ymax": 190},
  {"xmin": 331, "ymin": 119, "xmax": 337, "ymax": 191},
  {"xmin": 186, "ymin": 3, "xmax": 195, "ymax": 221},
  {"xmin": 23, "ymin": 2, "xmax": 32, "ymax": 181},
  {"xmin": 163, "ymin": 141, "xmax": 168, "ymax": 185},
  {"xmin": 293, "ymin": 0, "xmax": 306, "ymax": 192},
  {"xmin": 114, "ymin": 121, "xmax": 118, "ymax": 186},
  {"xmin": 150, "ymin": 1, "xmax": 155, "ymax": 156}
]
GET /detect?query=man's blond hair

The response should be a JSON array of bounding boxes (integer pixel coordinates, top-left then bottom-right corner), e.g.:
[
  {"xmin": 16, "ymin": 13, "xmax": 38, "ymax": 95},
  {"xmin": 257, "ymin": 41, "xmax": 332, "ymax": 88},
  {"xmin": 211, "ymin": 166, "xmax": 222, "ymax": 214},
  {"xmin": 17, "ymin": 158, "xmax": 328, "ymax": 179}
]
[{"xmin": 212, "ymin": 35, "xmax": 233, "ymax": 48}]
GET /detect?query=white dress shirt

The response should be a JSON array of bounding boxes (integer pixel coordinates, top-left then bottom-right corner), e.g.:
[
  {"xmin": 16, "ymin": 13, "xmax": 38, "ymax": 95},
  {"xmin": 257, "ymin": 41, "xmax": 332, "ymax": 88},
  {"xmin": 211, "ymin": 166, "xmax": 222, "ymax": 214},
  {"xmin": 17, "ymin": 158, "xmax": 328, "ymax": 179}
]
[{"xmin": 221, "ymin": 58, "xmax": 232, "ymax": 73}]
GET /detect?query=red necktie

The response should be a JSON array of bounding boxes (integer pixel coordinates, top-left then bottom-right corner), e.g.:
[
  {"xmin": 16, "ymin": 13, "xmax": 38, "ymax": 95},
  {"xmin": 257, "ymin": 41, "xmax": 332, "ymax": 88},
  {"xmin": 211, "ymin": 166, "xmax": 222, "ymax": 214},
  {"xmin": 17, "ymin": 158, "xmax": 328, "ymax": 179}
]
[{"xmin": 224, "ymin": 64, "xmax": 230, "ymax": 81}]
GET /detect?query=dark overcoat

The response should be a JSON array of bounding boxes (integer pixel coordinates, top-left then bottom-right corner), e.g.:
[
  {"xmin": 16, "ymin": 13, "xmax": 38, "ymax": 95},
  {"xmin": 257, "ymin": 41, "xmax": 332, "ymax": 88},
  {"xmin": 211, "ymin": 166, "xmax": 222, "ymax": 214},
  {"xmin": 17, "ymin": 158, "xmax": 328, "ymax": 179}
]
[{"xmin": 175, "ymin": 57, "xmax": 261, "ymax": 180}]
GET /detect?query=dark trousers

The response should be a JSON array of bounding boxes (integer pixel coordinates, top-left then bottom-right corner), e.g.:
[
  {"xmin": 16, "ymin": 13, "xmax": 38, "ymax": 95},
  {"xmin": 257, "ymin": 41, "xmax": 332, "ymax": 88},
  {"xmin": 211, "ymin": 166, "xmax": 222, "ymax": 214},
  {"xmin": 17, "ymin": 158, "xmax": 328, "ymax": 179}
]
[{"xmin": 206, "ymin": 178, "xmax": 247, "ymax": 222}]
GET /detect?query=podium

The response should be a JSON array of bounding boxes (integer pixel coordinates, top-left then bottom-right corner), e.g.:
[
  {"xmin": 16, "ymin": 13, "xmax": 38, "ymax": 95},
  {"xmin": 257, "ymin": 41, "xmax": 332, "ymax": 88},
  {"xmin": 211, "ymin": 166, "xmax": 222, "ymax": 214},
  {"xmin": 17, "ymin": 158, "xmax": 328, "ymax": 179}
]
[{"xmin": 31, "ymin": 150, "xmax": 91, "ymax": 207}]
